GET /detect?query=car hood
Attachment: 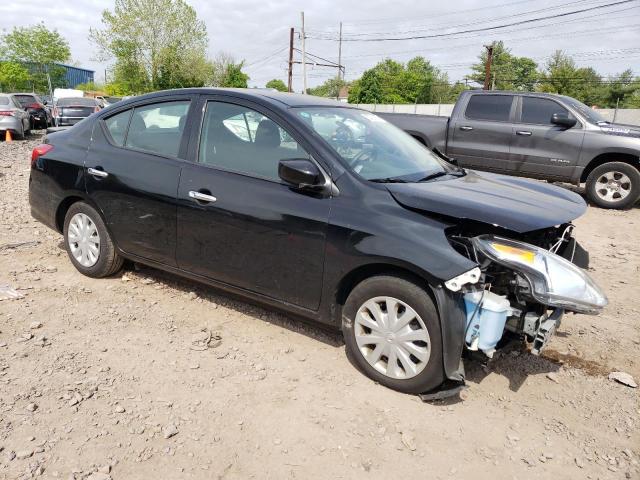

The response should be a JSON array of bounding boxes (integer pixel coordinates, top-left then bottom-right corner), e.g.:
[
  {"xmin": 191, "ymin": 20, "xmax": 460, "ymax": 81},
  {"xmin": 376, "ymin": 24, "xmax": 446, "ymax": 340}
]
[
  {"xmin": 385, "ymin": 170, "xmax": 587, "ymax": 233},
  {"xmin": 599, "ymin": 123, "xmax": 640, "ymax": 139}
]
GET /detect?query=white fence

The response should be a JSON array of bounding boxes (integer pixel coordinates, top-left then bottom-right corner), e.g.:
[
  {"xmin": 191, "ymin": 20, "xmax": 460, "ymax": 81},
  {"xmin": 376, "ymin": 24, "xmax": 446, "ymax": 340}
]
[{"xmin": 354, "ymin": 103, "xmax": 640, "ymax": 126}]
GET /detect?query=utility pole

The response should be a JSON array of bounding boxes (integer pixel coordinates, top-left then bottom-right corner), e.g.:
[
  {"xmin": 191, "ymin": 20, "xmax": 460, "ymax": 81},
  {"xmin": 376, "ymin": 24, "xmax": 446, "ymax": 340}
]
[
  {"xmin": 337, "ymin": 21, "xmax": 343, "ymax": 82},
  {"xmin": 301, "ymin": 11, "xmax": 307, "ymax": 94},
  {"xmin": 287, "ymin": 27, "xmax": 294, "ymax": 92},
  {"xmin": 483, "ymin": 43, "xmax": 494, "ymax": 90}
]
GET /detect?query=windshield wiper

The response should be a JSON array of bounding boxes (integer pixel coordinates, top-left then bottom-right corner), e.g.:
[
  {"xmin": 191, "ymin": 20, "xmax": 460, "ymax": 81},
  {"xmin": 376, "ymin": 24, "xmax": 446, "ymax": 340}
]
[
  {"xmin": 369, "ymin": 177, "xmax": 409, "ymax": 183},
  {"xmin": 418, "ymin": 171, "xmax": 448, "ymax": 182}
]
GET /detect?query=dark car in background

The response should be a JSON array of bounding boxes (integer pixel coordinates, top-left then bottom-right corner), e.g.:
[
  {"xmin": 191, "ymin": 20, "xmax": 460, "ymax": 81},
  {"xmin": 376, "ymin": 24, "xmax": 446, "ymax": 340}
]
[
  {"xmin": 380, "ymin": 90, "xmax": 640, "ymax": 209},
  {"xmin": 54, "ymin": 97, "xmax": 101, "ymax": 126},
  {"xmin": 28, "ymin": 88, "xmax": 607, "ymax": 395},
  {"xmin": 12, "ymin": 93, "xmax": 52, "ymax": 129}
]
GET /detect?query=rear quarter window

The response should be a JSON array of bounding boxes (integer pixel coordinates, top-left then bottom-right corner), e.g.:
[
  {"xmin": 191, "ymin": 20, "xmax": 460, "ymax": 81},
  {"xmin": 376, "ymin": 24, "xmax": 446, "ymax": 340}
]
[
  {"xmin": 465, "ymin": 95, "xmax": 514, "ymax": 122},
  {"xmin": 104, "ymin": 109, "xmax": 133, "ymax": 146}
]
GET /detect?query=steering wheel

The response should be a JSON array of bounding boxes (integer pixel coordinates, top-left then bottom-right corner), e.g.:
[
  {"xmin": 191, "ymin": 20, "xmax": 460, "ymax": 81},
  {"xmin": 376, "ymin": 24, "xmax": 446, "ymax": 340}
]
[{"xmin": 349, "ymin": 148, "xmax": 377, "ymax": 173}]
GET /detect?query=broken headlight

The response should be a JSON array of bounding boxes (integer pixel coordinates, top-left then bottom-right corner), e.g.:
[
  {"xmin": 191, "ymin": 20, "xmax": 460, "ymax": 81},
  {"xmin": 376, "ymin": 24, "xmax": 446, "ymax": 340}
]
[{"xmin": 472, "ymin": 235, "xmax": 607, "ymax": 314}]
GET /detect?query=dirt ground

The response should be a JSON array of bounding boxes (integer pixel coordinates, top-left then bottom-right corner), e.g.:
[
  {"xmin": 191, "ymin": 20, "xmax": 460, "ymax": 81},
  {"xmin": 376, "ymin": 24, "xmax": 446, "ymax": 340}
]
[{"xmin": 0, "ymin": 132, "xmax": 638, "ymax": 480}]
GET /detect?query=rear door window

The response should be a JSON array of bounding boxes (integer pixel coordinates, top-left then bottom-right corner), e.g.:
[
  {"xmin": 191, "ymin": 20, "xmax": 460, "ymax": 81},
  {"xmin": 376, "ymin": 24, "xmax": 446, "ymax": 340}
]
[
  {"xmin": 104, "ymin": 109, "xmax": 132, "ymax": 146},
  {"xmin": 465, "ymin": 95, "xmax": 514, "ymax": 122},
  {"xmin": 125, "ymin": 101, "xmax": 190, "ymax": 157},
  {"xmin": 521, "ymin": 97, "xmax": 571, "ymax": 125}
]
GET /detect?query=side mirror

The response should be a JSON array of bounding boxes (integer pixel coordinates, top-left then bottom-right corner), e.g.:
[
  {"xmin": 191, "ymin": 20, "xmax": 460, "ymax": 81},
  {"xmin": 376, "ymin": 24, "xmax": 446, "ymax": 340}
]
[
  {"xmin": 278, "ymin": 159, "xmax": 322, "ymax": 188},
  {"xmin": 551, "ymin": 113, "xmax": 577, "ymax": 128}
]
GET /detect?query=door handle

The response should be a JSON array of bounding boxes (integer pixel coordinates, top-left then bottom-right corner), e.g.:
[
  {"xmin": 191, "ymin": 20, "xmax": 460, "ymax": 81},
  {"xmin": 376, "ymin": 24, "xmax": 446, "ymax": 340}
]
[
  {"xmin": 516, "ymin": 130, "xmax": 532, "ymax": 136},
  {"xmin": 459, "ymin": 126, "xmax": 473, "ymax": 131},
  {"xmin": 188, "ymin": 190, "xmax": 217, "ymax": 203},
  {"xmin": 87, "ymin": 167, "xmax": 109, "ymax": 178}
]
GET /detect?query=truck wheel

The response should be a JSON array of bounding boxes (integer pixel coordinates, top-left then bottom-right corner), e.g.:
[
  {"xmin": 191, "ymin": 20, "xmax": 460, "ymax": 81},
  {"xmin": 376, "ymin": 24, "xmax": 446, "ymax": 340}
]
[
  {"xmin": 342, "ymin": 275, "xmax": 444, "ymax": 394},
  {"xmin": 586, "ymin": 162, "xmax": 640, "ymax": 209}
]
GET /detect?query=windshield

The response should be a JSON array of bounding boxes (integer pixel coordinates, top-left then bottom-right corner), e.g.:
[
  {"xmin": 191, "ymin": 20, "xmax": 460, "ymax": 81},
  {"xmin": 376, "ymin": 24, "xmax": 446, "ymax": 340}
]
[
  {"xmin": 561, "ymin": 96, "xmax": 608, "ymax": 124},
  {"xmin": 295, "ymin": 107, "xmax": 447, "ymax": 181}
]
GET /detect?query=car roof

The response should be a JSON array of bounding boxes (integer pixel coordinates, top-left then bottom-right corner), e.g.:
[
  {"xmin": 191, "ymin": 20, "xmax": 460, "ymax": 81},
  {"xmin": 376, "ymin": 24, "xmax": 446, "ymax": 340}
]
[{"xmin": 116, "ymin": 88, "xmax": 351, "ymax": 109}]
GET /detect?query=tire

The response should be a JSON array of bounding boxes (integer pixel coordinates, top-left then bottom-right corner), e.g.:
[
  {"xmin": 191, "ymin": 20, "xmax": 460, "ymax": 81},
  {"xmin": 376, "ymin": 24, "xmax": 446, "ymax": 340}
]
[
  {"xmin": 63, "ymin": 202, "xmax": 124, "ymax": 278},
  {"xmin": 586, "ymin": 162, "xmax": 640, "ymax": 209},
  {"xmin": 342, "ymin": 275, "xmax": 444, "ymax": 394}
]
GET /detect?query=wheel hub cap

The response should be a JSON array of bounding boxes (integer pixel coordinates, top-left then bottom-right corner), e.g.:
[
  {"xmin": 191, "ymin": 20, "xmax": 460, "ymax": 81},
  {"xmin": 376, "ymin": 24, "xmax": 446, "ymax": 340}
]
[
  {"xmin": 596, "ymin": 171, "xmax": 631, "ymax": 202},
  {"xmin": 354, "ymin": 296, "xmax": 431, "ymax": 380},
  {"xmin": 68, "ymin": 213, "xmax": 100, "ymax": 267}
]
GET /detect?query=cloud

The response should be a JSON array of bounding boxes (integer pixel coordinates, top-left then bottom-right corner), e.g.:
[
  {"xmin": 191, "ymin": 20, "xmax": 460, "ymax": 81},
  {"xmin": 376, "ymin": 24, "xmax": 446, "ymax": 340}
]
[{"xmin": 1, "ymin": 0, "xmax": 637, "ymax": 90}]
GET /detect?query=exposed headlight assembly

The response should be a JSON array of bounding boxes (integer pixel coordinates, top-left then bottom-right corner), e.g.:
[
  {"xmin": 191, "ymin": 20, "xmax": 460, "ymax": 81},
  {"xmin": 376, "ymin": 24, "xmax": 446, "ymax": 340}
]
[{"xmin": 472, "ymin": 235, "xmax": 608, "ymax": 314}]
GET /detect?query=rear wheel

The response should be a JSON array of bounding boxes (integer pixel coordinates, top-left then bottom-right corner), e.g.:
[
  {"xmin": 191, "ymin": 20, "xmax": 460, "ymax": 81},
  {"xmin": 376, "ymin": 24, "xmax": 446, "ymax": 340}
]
[
  {"xmin": 342, "ymin": 275, "xmax": 444, "ymax": 394},
  {"xmin": 63, "ymin": 202, "xmax": 123, "ymax": 278},
  {"xmin": 586, "ymin": 162, "xmax": 640, "ymax": 209}
]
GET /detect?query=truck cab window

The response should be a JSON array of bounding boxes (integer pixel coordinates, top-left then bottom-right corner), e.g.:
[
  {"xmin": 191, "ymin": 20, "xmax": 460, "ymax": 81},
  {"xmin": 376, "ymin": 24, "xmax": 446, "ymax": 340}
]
[{"xmin": 465, "ymin": 95, "xmax": 514, "ymax": 122}]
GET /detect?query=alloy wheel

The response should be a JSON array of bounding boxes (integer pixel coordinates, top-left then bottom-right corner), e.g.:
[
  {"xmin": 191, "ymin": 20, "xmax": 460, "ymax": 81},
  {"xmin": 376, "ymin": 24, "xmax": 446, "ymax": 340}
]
[
  {"xmin": 354, "ymin": 296, "xmax": 431, "ymax": 380},
  {"xmin": 67, "ymin": 213, "xmax": 101, "ymax": 267},
  {"xmin": 595, "ymin": 171, "xmax": 631, "ymax": 202}
]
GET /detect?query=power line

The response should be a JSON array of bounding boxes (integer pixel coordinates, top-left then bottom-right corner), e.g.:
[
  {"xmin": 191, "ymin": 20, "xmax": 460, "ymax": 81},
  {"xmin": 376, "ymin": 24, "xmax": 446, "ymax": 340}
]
[
  {"xmin": 311, "ymin": 0, "xmax": 600, "ymax": 37},
  {"xmin": 337, "ymin": 0, "xmax": 539, "ymax": 27},
  {"xmin": 338, "ymin": 19, "xmax": 640, "ymax": 60},
  {"xmin": 307, "ymin": 0, "xmax": 638, "ymax": 42}
]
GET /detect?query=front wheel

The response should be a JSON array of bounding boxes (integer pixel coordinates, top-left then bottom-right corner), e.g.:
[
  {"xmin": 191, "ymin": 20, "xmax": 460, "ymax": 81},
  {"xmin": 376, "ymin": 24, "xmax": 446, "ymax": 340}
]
[
  {"xmin": 342, "ymin": 275, "xmax": 443, "ymax": 394},
  {"xmin": 585, "ymin": 162, "xmax": 640, "ymax": 209},
  {"xmin": 63, "ymin": 202, "xmax": 124, "ymax": 278}
]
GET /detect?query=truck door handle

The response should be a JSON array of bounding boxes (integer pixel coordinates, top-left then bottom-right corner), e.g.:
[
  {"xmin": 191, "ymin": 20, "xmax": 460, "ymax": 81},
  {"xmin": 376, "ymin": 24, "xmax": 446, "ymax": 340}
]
[
  {"xmin": 459, "ymin": 126, "xmax": 473, "ymax": 131},
  {"xmin": 87, "ymin": 167, "xmax": 109, "ymax": 178},
  {"xmin": 516, "ymin": 130, "xmax": 532, "ymax": 136},
  {"xmin": 188, "ymin": 190, "xmax": 217, "ymax": 203}
]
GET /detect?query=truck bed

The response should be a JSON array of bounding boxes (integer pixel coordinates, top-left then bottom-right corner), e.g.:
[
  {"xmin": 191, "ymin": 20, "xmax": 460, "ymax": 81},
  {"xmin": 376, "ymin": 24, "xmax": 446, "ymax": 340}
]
[{"xmin": 377, "ymin": 112, "xmax": 449, "ymax": 151}]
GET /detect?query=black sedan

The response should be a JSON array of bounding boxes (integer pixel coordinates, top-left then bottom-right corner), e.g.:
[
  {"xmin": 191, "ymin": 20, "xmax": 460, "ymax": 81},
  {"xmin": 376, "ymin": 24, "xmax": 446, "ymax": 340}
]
[
  {"xmin": 12, "ymin": 93, "xmax": 52, "ymax": 129},
  {"xmin": 53, "ymin": 97, "xmax": 100, "ymax": 126},
  {"xmin": 28, "ymin": 88, "xmax": 607, "ymax": 395}
]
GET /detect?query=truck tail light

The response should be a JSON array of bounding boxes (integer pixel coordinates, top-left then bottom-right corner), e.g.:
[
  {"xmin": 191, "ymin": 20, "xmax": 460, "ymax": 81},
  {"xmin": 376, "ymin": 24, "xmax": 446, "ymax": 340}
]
[{"xmin": 31, "ymin": 144, "xmax": 53, "ymax": 167}]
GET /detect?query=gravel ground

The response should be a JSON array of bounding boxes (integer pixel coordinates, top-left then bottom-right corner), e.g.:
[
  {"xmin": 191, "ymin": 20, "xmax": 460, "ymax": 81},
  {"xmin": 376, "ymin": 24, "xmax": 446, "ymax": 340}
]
[{"xmin": 0, "ymin": 133, "xmax": 638, "ymax": 480}]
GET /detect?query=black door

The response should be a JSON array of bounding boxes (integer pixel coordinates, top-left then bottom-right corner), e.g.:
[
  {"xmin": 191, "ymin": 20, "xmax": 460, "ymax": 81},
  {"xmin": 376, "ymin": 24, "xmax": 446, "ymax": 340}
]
[
  {"xmin": 176, "ymin": 98, "xmax": 331, "ymax": 310},
  {"xmin": 449, "ymin": 93, "xmax": 516, "ymax": 172},
  {"xmin": 85, "ymin": 97, "xmax": 193, "ymax": 266}
]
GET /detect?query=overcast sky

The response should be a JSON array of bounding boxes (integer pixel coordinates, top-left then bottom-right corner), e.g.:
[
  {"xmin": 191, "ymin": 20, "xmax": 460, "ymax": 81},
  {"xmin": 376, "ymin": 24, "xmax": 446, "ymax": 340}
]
[{"xmin": 1, "ymin": 0, "xmax": 639, "ymax": 91}]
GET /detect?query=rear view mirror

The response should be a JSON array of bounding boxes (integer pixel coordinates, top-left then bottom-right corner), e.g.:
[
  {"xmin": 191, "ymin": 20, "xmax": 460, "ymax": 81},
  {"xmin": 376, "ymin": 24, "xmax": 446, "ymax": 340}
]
[
  {"xmin": 278, "ymin": 159, "xmax": 322, "ymax": 188},
  {"xmin": 551, "ymin": 113, "xmax": 577, "ymax": 128}
]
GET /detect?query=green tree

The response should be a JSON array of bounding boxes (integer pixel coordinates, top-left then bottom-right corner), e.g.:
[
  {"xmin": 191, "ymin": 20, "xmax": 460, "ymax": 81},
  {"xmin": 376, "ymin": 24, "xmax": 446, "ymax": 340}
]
[
  {"xmin": 2, "ymin": 24, "xmax": 70, "ymax": 65},
  {"xmin": 538, "ymin": 51, "xmax": 607, "ymax": 106},
  {"xmin": 221, "ymin": 62, "xmax": 249, "ymax": 88},
  {"xmin": 348, "ymin": 57, "xmax": 455, "ymax": 104},
  {"xmin": 349, "ymin": 70, "xmax": 383, "ymax": 103},
  {"xmin": 308, "ymin": 78, "xmax": 347, "ymax": 97},
  {"xmin": 0, "ymin": 62, "xmax": 30, "ymax": 91},
  {"xmin": 1, "ymin": 23, "xmax": 71, "ymax": 91},
  {"xmin": 90, "ymin": 0, "xmax": 210, "ymax": 93},
  {"xmin": 470, "ymin": 41, "xmax": 538, "ymax": 90},
  {"xmin": 266, "ymin": 79, "xmax": 288, "ymax": 92}
]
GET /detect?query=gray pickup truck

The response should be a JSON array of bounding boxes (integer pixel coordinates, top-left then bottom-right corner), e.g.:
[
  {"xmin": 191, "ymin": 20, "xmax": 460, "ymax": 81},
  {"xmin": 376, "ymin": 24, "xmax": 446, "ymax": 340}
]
[{"xmin": 380, "ymin": 90, "xmax": 640, "ymax": 209}]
